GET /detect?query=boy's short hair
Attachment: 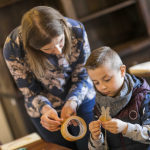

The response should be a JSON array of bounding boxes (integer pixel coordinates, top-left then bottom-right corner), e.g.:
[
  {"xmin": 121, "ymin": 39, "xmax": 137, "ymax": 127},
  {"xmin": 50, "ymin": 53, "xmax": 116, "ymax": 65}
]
[{"xmin": 84, "ymin": 46, "xmax": 123, "ymax": 70}]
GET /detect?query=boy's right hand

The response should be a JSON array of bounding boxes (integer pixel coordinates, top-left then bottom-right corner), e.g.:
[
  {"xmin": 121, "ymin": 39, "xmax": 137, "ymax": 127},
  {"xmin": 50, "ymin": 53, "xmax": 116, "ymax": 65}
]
[{"xmin": 89, "ymin": 120, "xmax": 102, "ymax": 140}]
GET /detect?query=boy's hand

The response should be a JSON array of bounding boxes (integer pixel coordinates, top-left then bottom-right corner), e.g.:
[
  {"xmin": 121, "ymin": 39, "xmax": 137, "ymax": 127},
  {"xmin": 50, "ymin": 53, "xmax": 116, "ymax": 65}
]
[
  {"xmin": 102, "ymin": 118, "xmax": 128, "ymax": 134},
  {"xmin": 89, "ymin": 120, "xmax": 102, "ymax": 140}
]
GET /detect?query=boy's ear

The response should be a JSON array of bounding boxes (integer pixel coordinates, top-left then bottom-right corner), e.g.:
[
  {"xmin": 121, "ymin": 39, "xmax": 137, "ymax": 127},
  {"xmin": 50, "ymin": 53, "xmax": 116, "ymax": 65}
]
[{"xmin": 120, "ymin": 65, "xmax": 126, "ymax": 77}]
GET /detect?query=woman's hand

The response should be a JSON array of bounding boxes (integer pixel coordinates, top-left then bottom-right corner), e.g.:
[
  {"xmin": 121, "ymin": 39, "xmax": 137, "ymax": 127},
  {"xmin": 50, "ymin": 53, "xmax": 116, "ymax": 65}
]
[
  {"xmin": 102, "ymin": 118, "xmax": 128, "ymax": 134},
  {"xmin": 61, "ymin": 100, "xmax": 78, "ymax": 126},
  {"xmin": 89, "ymin": 120, "xmax": 102, "ymax": 140},
  {"xmin": 40, "ymin": 105, "xmax": 63, "ymax": 132}
]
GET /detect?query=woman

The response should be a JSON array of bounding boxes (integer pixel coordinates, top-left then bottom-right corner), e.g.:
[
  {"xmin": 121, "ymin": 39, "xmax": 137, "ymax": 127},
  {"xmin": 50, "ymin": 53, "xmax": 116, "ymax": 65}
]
[{"xmin": 3, "ymin": 6, "xmax": 95, "ymax": 150}]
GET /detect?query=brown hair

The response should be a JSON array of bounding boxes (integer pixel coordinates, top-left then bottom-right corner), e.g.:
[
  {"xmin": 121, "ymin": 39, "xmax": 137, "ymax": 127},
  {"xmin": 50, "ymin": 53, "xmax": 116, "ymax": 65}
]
[
  {"xmin": 84, "ymin": 46, "xmax": 123, "ymax": 71},
  {"xmin": 21, "ymin": 6, "xmax": 71, "ymax": 78}
]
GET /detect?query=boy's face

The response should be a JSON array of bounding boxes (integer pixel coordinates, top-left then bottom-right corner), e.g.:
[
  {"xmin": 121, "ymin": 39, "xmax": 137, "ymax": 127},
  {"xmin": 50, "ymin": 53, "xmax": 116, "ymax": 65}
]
[{"xmin": 87, "ymin": 65, "xmax": 126, "ymax": 97}]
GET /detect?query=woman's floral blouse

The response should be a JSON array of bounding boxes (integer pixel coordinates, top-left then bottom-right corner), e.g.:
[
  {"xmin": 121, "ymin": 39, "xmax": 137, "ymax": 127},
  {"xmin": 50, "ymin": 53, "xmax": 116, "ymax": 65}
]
[{"xmin": 3, "ymin": 18, "xmax": 96, "ymax": 117}]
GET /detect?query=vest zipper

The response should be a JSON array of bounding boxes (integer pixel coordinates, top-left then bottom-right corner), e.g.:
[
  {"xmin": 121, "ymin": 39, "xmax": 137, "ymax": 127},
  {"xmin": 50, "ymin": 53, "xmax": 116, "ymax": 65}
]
[{"xmin": 119, "ymin": 133, "xmax": 126, "ymax": 150}]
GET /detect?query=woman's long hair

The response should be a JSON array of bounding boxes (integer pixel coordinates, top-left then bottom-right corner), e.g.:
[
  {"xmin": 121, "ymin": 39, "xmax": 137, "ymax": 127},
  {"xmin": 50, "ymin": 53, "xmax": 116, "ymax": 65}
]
[{"xmin": 21, "ymin": 6, "xmax": 71, "ymax": 78}]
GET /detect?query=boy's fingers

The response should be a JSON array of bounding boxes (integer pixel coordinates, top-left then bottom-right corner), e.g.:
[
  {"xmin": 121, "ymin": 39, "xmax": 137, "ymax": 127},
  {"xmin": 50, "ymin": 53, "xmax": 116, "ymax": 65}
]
[
  {"xmin": 90, "ymin": 127, "xmax": 101, "ymax": 133},
  {"xmin": 97, "ymin": 119, "xmax": 101, "ymax": 123},
  {"xmin": 89, "ymin": 123, "xmax": 101, "ymax": 130},
  {"xmin": 93, "ymin": 130, "xmax": 101, "ymax": 136}
]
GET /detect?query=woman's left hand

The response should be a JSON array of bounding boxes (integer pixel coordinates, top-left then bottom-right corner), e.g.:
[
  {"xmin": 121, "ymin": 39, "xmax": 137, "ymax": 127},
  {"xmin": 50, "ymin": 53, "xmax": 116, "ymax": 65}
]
[
  {"xmin": 102, "ymin": 118, "xmax": 128, "ymax": 134},
  {"xmin": 61, "ymin": 100, "xmax": 78, "ymax": 126}
]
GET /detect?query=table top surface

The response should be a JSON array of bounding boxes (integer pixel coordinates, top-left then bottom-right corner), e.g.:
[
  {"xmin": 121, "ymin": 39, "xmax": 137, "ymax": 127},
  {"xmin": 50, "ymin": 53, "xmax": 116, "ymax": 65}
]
[{"xmin": 24, "ymin": 140, "xmax": 73, "ymax": 150}]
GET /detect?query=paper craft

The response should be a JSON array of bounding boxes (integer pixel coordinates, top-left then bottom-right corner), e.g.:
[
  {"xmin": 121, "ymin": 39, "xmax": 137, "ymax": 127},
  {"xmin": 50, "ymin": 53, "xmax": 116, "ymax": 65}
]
[
  {"xmin": 99, "ymin": 106, "xmax": 111, "ymax": 150},
  {"xmin": 99, "ymin": 106, "xmax": 111, "ymax": 122},
  {"xmin": 0, "ymin": 132, "xmax": 41, "ymax": 150}
]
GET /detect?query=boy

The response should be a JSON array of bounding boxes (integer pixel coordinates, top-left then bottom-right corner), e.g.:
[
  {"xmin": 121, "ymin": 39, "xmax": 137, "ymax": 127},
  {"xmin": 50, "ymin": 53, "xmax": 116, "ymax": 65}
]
[{"xmin": 84, "ymin": 47, "xmax": 150, "ymax": 150}]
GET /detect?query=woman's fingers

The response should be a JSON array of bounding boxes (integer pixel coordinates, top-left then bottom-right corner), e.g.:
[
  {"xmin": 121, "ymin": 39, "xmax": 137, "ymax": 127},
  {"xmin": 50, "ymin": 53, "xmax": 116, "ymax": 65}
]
[
  {"xmin": 40, "ymin": 120, "xmax": 60, "ymax": 127},
  {"xmin": 53, "ymin": 114, "xmax": 64, "ymax": 123},
  {"xmin": 61, "ymin": 100, "xmax": 77, "ymax": 121},
  {"xmin": 71, "ymin": 119, "xmax": 78, "ymax": 126},
  {"xmin": 41, "ymin": 116, "xmax": 62, "ymax": 126},
  {"xmin": 40, "ymin": 107, "xmax": 64, "ymax": 132},
  {"xmin": 42, "ymin": 124, "xmax": 61, "ymax": 132},
  {"xmin": 40, "ymin": 118, "xmax": 62, "ymax": 132}
]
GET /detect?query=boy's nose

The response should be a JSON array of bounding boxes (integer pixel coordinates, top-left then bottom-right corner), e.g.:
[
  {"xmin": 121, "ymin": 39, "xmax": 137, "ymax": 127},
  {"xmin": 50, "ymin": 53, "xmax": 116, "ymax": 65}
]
[{"xmin": 101, "ymin": 85, "xmax": 106, "ymax": 90}]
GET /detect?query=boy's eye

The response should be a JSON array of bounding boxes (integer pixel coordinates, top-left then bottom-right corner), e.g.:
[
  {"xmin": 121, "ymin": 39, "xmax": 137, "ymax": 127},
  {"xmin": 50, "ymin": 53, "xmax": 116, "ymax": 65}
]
[{"xmin": 94, "ymin": 82, "xmax": 99, "ymax": 85}]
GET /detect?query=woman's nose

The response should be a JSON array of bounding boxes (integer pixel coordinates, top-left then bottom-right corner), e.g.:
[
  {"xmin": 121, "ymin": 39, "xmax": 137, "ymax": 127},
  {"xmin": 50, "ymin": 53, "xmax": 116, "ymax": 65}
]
[{"xmin": 55, "ymin": 44, "xmax": 62, "ymax": 54}]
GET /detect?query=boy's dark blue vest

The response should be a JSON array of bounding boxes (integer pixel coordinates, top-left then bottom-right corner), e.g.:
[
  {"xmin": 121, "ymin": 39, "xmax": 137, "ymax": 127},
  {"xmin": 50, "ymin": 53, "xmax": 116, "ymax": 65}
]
[{"xmin": 94, "ymin": 77, "xmax": 150, "ymax": 150}]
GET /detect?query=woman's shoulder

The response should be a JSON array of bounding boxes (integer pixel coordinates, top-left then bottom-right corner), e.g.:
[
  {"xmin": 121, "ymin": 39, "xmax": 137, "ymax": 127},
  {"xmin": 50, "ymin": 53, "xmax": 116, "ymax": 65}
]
[
  {"xmin": 3, "ymin": 26, "xmax": 24, "ymax": 59},
  {"xmin": 65, "ymin": 17, "xmax": 83, "ymax": 27},
  {"xmin": 6, "ymin": 26, "xmax": 22, "ymax": 42},
  {"xmin": 65, "ymin": 17, "xmax": 85, "ymax": 40}
]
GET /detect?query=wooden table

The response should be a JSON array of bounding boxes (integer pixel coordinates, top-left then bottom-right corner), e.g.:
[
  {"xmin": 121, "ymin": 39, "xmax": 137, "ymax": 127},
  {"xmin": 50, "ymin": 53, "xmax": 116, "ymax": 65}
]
[
  {"xmin": 0, "ymin": 140, "xmax": 73, "ymax": 150},
  {"xmin": 24, "ymin": 140, "xmax": 73, "ymax": 150}
]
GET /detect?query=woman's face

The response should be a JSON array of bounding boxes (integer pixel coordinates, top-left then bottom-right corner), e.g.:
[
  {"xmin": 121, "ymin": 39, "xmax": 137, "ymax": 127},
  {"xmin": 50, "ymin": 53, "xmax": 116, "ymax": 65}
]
[{"xmin": 40, "ymin": 33, "xmax": 65, "ymax": 54}]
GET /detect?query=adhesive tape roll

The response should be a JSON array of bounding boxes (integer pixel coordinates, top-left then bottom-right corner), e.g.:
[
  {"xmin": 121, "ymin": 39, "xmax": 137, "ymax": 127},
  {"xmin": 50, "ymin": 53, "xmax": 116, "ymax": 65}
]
[{"xmin": 61, "ymin": 116, "xmax": 87, "ymax": 141}]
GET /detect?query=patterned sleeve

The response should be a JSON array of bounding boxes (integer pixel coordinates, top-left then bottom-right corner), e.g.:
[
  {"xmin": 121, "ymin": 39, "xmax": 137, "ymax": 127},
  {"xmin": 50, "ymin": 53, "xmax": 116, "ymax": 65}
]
[
  {"xmin": 123, "ymin": 93, "xmax": 150, "ymax": 144},
  {"xmin": 3, "ymin": 36, "xmax": 52, "ymax": 118},
  {"xmin": 66, "ymin": 29, "xmax": 95, "ymax": 108}
]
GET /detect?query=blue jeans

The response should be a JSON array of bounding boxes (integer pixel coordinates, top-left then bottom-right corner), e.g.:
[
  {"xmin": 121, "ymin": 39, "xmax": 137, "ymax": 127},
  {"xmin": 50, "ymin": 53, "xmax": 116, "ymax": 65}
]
[{"xmin": 30, "ymin": 98, "xmax": 95, "ymax": 150}]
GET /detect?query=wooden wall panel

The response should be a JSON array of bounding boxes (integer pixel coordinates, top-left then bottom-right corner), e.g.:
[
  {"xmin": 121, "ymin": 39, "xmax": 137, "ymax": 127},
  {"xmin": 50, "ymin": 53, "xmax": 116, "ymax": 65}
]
[
  {"xmin": 0, "ymin": 0, "xmax": 62, "ymax": 47},
  {"xmin": 0, "ymin": 48, "xmax": 28, "ymax": 139}
]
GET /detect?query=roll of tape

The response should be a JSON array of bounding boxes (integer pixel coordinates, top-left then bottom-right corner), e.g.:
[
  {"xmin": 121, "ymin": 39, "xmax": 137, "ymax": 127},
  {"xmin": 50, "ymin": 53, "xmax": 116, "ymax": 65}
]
[{"xmin": 61, "ymin": 116, "xmax": 87, "ymax": 141}]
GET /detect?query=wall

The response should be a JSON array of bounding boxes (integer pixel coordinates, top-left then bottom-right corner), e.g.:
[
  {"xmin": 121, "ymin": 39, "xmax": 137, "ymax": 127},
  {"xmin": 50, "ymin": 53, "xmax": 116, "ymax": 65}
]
[{"xmin": 0, "ymin": 102, "xmax": 14, "ymax": 144}]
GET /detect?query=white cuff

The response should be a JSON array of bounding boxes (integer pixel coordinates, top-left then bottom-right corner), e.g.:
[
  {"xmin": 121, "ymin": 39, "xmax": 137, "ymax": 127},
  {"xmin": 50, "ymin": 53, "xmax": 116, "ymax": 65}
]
[{"xmin": 90, "ymin": 133, "xmax": 104, "ymax": 146}]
